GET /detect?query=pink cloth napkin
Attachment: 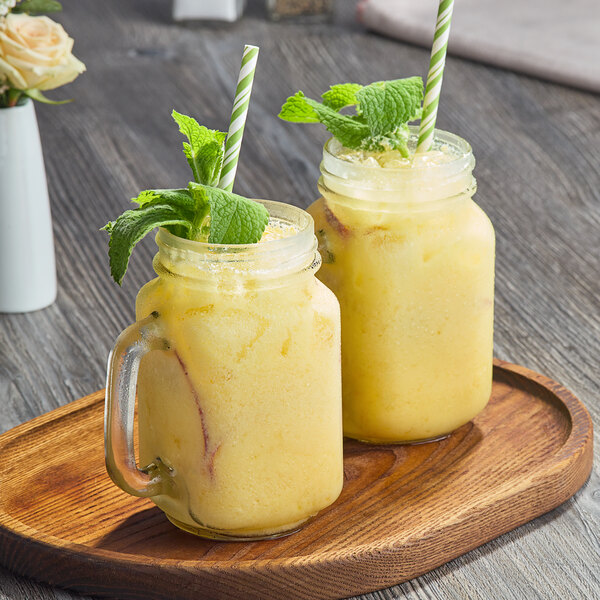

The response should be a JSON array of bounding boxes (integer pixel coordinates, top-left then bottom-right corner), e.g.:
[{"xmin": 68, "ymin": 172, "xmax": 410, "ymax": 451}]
[{"xmin": 357, "ymin": 0, "xmax": 600, "ymax": 93}]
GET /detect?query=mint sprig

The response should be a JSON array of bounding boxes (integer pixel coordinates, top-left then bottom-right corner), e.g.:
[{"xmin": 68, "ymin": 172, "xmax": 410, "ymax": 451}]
[
  {"xmin": 102, "ymin": 111, "xmax": 269, "ymax": 285},
  {"xmin": 279, "ymin": 77, "xmax": 424, "ymax": 156},
  {"xmin": 321, "ymin": 83, "xmax": 362, "ymax": 111}
]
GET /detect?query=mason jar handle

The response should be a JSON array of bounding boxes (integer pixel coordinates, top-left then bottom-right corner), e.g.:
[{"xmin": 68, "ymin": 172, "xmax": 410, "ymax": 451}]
[{"xmin": 105, "ymin": 311, "xmax": 169, "ymax": 497}]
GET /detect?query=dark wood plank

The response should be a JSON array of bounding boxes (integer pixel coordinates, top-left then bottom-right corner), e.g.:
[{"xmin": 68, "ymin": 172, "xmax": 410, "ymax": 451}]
[{"xmin": 0, "ymin": 0, "xmax": 598, "ymax": 598}]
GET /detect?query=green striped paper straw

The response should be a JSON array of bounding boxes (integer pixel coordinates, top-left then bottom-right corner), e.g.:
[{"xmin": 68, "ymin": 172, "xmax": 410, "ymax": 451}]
[
  {"xmin": 417, "ymin": 0, "xmax": 454, "ymax": 153},
  {"xmin": 218, "ymin": 44, "xmax": 260, "ymax": 192}
]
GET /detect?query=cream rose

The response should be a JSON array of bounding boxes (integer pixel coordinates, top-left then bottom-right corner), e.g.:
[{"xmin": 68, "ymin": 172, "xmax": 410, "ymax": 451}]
[{"xmin": 0, "ymin": 13, "xmax": 85, "ymax": 91}]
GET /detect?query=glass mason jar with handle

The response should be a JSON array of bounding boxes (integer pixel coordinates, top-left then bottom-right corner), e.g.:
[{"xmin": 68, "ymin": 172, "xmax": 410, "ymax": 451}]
[
  {"xmin": 308, "ymin": 128, "xmax": 495, "ymax": 444},
  {"xmin": 105, "ymin": 200, "xmax": 343, "ymax": 540}
]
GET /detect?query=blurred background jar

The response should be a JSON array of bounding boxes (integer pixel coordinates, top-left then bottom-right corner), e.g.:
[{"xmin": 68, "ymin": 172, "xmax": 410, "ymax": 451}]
[
  {"xmin": 267, "ymin": 0, "xmax": 334, "ymax": 21},
  {"xmin": 173, "ymin": 0, "xmax": 246, "ymax": 22}
]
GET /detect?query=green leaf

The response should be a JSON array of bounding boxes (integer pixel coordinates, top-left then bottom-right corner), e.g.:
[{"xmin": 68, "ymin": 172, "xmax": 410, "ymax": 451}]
[
  {"xmin": 188, "ymin": 183, "xmax": 269, "ymax": 245},
  {"xmin": 321, "ymin": 83, "xmax": 362, "ymax": 111},
  {"xmin": 355, "ymin": 77, "xmax": 423, "ymax": 137},
  {"xmin": 279, "ymin": 92, "xmax": 371, "ymax": 149},
  {"xmin": 278, "ymin": 92, "xmax": 321, "ymax": 123},
  {"xmin": 172, "ymin": 110, "xmax": 226, "ymax": 186},
  {"xmin": 131, "ymin": 187, "xmax": 211, "ymax": 240},
  {"xmin": 132, "ymin": 188, "xmax": 195, "ymax": 212},
  {"xmin": 12, "ymin": 0, "xmax": 62, "ymax": 14},
  {"xmin": 102, "ymin": 204, "xmax": 191, "ymax": 285},
  {"xmin": 24, "ymin": 88, "xmax": 71, "ymax": 105},
  {"xmin": 130, "ymin": 188, "xmax": 201, "ymax": 242},
  {"xmin": 130, "ymin": 190, "xmax": 160, "ymax": 208},
  {"xmin": 304, "ymin": 97, "xmax": 371, "ymax": 149}
]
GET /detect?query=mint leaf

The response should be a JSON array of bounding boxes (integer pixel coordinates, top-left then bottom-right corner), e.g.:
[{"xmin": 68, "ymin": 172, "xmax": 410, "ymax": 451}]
[
  {"xmin": 356, "ymin": 77, "xmax": 423, "ymax": 137},
  {"xmin": 102, "ymin": 204, "xmax": 192, "ymax": 285},
  {"xmin": 279, "ymin": 92, "xmax": 371, "ymax": 149},
  {"xmin": 188, "ymin": 183, "xmax": 269, "ymax": 244},
  {"xmin": 132, "ymin": 188, "xmax": 195, "ymax": 212},
  {"xmin": 278, "ymin": 92, "xmax": 321, "ymax": 123},
  {"xmin": 172, "ymin": 110, "xmax": 226, "ymax": 186},
  {"xmin": 309, "ymin": 101, "xmax": 371, "ymax": 149},
  {"xmin": 131, "ymin": 190, "xmax": 160, "ymax": 208},
  {"xmin": 130, "ymin": 188, "xmax": 199, "ymax": 238},
  {"xmin": 12, "ymin": 0, "xmax": 62, "ymax": 14},
  {"xmin": 322, "ymin": 83, "xmax": 362, "ymax": 111}
]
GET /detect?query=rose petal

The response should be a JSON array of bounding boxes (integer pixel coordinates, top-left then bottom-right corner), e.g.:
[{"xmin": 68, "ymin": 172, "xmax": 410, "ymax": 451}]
[
  {"xmin": 1, "ymin": 33, "xmax": 60, "ymax": 66},
  {"xmin": 0, "ymin": 55, "xmax": 27, "ymax": 89},
  {"xmin": 36, "ymin": 54, "xmax": 86, "ymax": 91}
]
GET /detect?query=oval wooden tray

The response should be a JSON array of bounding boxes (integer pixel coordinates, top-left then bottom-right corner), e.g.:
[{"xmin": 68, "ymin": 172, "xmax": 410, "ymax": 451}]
[{"xmin": 0, "ymin": 360, "xmax": 592, "ymax": 600}]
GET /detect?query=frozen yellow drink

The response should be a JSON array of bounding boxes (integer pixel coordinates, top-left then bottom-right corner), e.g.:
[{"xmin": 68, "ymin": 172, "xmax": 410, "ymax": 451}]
[
  {"xmin": 309, "ymin": 129, "xmax": 495, "ymax": 443},
  {"xmin": 106, "ymin": 201, "xmax": 343, "ymax": 539}
]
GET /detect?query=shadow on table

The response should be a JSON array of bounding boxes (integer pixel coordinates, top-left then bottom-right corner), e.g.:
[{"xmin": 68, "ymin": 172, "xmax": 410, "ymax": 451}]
[{"xmin": 92, "ymin": 506, "xmax": 220, "ymax": 559}]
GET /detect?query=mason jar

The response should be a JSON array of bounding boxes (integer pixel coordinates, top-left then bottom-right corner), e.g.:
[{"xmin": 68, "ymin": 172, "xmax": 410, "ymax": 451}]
[
  {"xmin": 308, "ymin": 128, "xmax": 495, "ymax": 444},
  {"xmin": 105, "ymin": 200, "xmax": 343, "ymax": 540}
]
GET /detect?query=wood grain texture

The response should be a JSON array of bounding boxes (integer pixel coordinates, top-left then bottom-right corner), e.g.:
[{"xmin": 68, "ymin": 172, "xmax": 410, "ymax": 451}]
[
  {"xmin": 0, "ymin": 0, "xmax": 598, "ymax": 598},
  {"xmin": 0, "ymin": 362, "xmax": 592, "ymax": 600}
]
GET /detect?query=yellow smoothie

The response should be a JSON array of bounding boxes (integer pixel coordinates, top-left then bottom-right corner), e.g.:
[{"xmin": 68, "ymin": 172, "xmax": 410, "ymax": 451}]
[
  {"xmin": 122, "ymin": 202, "xmax": 342, "ymax": 539},
  {"xmin": 309, "ymin": 130, "xmax": 495, "ymax": 443}
]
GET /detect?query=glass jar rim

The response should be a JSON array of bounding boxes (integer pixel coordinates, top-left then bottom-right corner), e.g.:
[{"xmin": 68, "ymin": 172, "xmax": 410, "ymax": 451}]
[
  {"xmin": 322, "ymin": 126, "xmax": 473, "ymax": 179},
  {"xmin": 319, "ymin": 127, "xmax": 476, "ymax": 207},
  {"xmin": 155, "ymin": 199, "xmax": 319, "ymax": 280}
]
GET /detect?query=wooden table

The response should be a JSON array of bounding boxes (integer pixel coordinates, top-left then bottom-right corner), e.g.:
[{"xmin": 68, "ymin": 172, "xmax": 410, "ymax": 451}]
[{"xmin": 0, "ymin": 1, "xmax": 598, "ymax": 598}]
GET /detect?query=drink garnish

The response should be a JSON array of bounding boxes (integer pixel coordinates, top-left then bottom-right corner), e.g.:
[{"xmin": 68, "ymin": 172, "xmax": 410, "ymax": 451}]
[
  {"xmin": 102, "ymin": 111, "xmax": 269, "ymax": 285},
  {"xmin": 278, "ymin": 77, "xmax": 423, "ymax": 156}
]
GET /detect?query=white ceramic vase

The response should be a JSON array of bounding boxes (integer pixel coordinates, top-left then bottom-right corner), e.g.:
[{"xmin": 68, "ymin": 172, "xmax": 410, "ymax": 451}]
[{"xmin": 0, "ymin": 101, "xmax": 57, "ymax": 312}]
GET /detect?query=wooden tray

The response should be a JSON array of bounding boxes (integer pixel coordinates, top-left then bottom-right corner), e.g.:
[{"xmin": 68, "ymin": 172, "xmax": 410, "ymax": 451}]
[{"xmin": 0, "ymin": 360, "xmax": 592, "ymax": 600}]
